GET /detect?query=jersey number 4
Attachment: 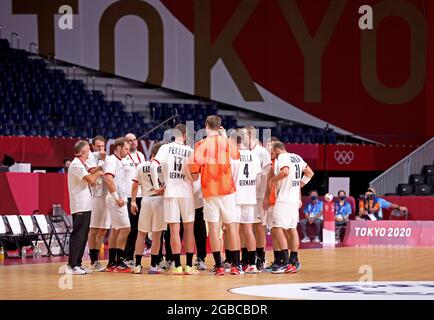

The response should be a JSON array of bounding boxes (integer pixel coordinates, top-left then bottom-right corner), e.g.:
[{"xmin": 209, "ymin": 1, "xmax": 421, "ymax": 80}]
[{"xmin": 243, "ymin": 164, "xmax": 249, "ymax": 178}]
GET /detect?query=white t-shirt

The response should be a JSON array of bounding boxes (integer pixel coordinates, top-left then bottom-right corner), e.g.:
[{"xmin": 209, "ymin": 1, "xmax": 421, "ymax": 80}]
[
  {"xmin": 232, "ymin": 149, "xmax": 262, "ymax": 205},
  {"xmin": 85, "ymin": 152, "xmax": 107, "ymax": 198},
  {"xmin": 67, "ymin": 157, "xmax": 93, "ymax": 214},
  {"xmin": 251, "ymin": 144, "xmax": 272, "ymax": 199},
  {"xmin": 274, "ymin": 152, "xmax": 307, "ymax": 204},
  {"xmin": 152, "ymin": 142, "xmax": 193, "ymax": 198},
  {"xmin": 122, "ymin": 151, "xmax": 145, "ymax": 198},
  {"xmin": 104, "ymin": 154, "xmax": 127, "ymax": 201},
  {"xmin": 133, "ymin": 161, "xmax": 164, "ymax": 197}
]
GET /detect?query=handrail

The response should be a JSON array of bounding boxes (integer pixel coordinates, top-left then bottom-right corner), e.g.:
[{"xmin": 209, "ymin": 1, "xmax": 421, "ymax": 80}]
[
  {"xmin": 125, "ymin": 94, "xmax": 135, "ymax": 112},
  {"xmin": 10, "ymin": 32, "xmax": 20, "ymax": 49},
  {"xmin": 29, "ymin": 42, "xmax": 38, "ymax": 55},
  {"xmin": 105, "ymin": 84, "xmax": 114, "ymax": 101},
  {"xmin": 370, "ymin": 136, "xmax": 434, "ymax": 195}
]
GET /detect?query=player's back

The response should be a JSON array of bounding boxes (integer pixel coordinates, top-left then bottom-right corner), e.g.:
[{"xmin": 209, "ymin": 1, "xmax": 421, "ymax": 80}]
[
  {"xmin": 136, "ymin": 161, "xmax": 164, "ymax": 197},
  {"xmin": 153, "ymin": 142, "xmax": 193, "ymax": 198},
  {"xmin": 192, "ymin": 135, "xmax": 240, "ymax": 199},
  {"xmin": 104, "ymin": 154, "xmax": 127, "ymax": 199},
  {"xmin": 232, "ymin": 149, "xmax": 261, "ymax": 205},
  {"xmin": 275, "ymin": 152, "xmax": 307, "ymax": 203}
]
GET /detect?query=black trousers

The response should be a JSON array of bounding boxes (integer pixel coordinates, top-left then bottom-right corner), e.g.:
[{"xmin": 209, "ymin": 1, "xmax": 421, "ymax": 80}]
[
  {"xmin": 68, "ymin": 211, "xmax": 91, "ymax": 268},
  {"xmin": 125, "ymin": 197, "xmax": 142, "ymax": 261},
  {"xmin": 194, "ymin": 207, "xmax": 207, "ymax": 261}
]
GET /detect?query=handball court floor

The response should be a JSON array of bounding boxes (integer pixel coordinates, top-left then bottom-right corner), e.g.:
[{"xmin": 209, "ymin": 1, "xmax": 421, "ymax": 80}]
[{"xmin": 1, "ymin": 246, "xmax": 434, "ymax": 300}]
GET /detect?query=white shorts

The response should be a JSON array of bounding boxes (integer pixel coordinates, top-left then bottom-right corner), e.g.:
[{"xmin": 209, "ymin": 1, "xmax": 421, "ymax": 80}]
[
  {"xmin": 204, "ymin": 193, "xmax": 236, "ymax": 224},
  {"xmin": 236, "ymin": 205, "xmax": 256, "ymax": 224},
  {"xmin": 254, "ymin": 198, "xmax": 267, "ymax": 225},
  {"xmin": 106, "ymin": 196, "xmax": 130, "ymax": 230},
  {"xmin": 90, "ymin": 197, "xmax": 111, "ymax": 229},
  {"xmin": 138, "ymin": 196, "xmax": 167, "ymax": 233},
  {"xmin": 164, "ymin": 197, "xmax": 195, "ymax": 223},
  {"xmin": 271, "ymin": 202, "xmax": 299, "ymax": 229}
]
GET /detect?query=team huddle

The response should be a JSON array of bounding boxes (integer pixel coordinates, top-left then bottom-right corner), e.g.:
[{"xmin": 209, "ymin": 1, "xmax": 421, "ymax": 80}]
[{"xmin": 66, "ymin": 115, "xmax": 314, "ymax": 276}]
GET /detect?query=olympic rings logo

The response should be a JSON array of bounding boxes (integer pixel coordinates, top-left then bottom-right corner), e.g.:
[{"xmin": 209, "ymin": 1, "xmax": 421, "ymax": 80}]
[{"xmin": 334, "ymin": 151, "xmax": 354, "ymax": 165}]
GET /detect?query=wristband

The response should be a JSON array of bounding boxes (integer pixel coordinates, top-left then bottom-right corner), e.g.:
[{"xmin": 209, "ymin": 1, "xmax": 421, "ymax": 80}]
[
  {"xmin": 301, "ymin": 176, "xmax": 311, "ymax": 184},
  {"xmin": 111, "ymin": 192, "xmax": 120, "ymax": 201}
]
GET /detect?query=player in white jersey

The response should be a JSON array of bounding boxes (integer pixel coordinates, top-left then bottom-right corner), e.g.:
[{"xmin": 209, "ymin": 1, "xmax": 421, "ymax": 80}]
[
  {"xmin": 267, "ymin": 141, "xmax": 314, "ymax": 274},
  {"xmin": 123, "ymin": 133, "xmax": 146, "ymax": 266},
  {"xmin": 150, "ymin": 124, "xmax": 197, "ymax": 275},
  {"xmin": 231, "ymin": 129, "xmax": 262, "ymax": 274},
  {"xmin": 130, "ymin": 142, "xmax": 166, "ymax": 274},
  {"xmin": 245, "ymin": 126, "xmax": 272, "ymax": 271},
  {"xmin": 104, "ymin": 137, "xmax": 132, "ymax": 273},
  {"xmin": 85, "ymin": 136, "xmax": 110, "ymax": 272}
]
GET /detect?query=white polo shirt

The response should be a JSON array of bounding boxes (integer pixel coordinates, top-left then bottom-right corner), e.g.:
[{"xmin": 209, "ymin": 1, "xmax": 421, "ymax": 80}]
[
  {"xmin": 68, "ymin": 157, "xmax": 93, "ymax": 214},
  {"xmin": 122, "ymin": 150, "xmax": 145, "ymax": 198}
]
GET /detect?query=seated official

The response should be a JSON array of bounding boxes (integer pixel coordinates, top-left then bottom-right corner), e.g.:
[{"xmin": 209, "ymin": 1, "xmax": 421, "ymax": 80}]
[
  {"xmin": 334, "ymin": 190, "xmax": 352, "ymax": 242},
  {"xmin": 357, "ymin": 190, "xmax": 380, "ymax": 221},
  {"xmin": 367, "ymin": 188, "xmax": 407, "ymax": 219},
  {"xmin": 300, "ymin": 190, "xmax": 323, "ymax": 243}
]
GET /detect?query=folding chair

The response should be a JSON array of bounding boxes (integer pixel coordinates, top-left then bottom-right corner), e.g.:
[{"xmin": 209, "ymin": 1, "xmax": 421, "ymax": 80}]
[
  {"xmin": 20, "ymin": 215, "xmax": 45, "ymax": 256},
  {"xmin": 3, "ymin": 215, "xmax": 27, "ymax": 258},
  {"xmin": 46, "ymin": 211, "xmax": 71, "ymax": 256},
  {"xmin": 32, "ymin": 215, "xmax": 57, "ymax": 257},
  {"xmin": 0, "ymin": 217, "xmax": 9, "ymax": 257}
]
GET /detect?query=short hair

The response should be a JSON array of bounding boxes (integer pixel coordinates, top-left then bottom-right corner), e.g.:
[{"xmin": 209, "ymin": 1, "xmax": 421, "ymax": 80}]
[
  {"xmin": 175, "ymin": 123, "xmax": 186, "ymax": 136},
  {"xmin": 151, "ymin": 141, "xmax": 164, "ymax": 158},
  {"xmin": 271, "ymin": 136, "xmax": 279, "ymax": 142},
  {"xmin": 74, "ymin": 140, "xmax": 89, "ymax": 155},
  {"xmin": 92, "ymin": 135, "xmax": 106, "ymax": 145},
  {"xmin": 367, "ymin": 187, "xmax": 376, "ymax": 194},
  {"xmin": 113, "ymin": 137, "xmax": 127, "ymax": 149},
  {"xmin": 309, "ymin": 190, "xmax": 318, "ymax": 195},
  {"xmin": 63, "ymin": 157, "xmax": 71, "ymax": 165},
  {"xmin": 338, "ymin": 189, "xmax": 346, "ymax": 196},
  {"xmin": 271, "ymin": 141, "xmax": 286, "ymax": 151},
  {"xmin": 205, "ymin": 115, "xmax": 221, "ymax": 130}
]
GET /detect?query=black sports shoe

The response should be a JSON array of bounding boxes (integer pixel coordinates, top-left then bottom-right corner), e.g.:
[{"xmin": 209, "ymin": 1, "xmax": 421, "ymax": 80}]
[
  {"xmin": 263, "ymin": 261, "xmax": 279, "ymax": 273},
  {"xmin": 256, "ymin": 257, "xmax": 264, "ymax": 272},
  {"xmin": 271, "ymin": 263, "xmax": 289, "ymax": 274}
]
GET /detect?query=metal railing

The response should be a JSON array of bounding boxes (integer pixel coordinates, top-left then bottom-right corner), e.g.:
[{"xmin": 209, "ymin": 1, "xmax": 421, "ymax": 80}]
[{"xmin": 370, "ymin": 137, "xmax": 434, "ymax": 195}]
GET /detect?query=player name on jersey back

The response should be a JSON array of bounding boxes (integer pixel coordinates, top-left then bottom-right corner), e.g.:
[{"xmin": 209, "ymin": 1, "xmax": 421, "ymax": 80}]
[{"xmin": 233, "ymin": 149, "xmax": 261, "ymax": 205}]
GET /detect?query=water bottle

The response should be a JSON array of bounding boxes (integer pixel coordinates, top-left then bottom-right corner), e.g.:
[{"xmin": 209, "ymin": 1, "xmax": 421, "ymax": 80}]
[
  {"xmin": 0, "ymin": 247, "xmax": 5, "ymax": 265},
  {"xmin": 21, "ymin": 247, "xmax": 26, "ymax": 262}
]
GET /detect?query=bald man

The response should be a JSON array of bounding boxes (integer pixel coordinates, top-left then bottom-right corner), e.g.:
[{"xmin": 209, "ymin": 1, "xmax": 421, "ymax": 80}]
[{"xmin": 122, "ymin": 133, "xmax": 146, "ymax": 265}]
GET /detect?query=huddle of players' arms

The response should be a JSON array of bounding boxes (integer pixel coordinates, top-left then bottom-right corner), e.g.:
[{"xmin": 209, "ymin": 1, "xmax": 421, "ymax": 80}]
[{"xmin": 65, "ymin": 115, "xmax": 314, "ymax": 276}]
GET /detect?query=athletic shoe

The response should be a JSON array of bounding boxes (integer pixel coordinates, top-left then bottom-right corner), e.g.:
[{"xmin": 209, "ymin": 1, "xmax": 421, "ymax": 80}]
[
  {"xmin": 64, "ymin": 266, "xmax": 87, "ymax": 275},
  {"xmin": 113, "ymin": 263, "xmax": 132, "ymax": 273},
  {"xmin": 124, "ymin": 260, "xmax": 135, "ymax": 268},
  {"xmin": 301, "ymin": 237, "xmax": 311, "ymax": 243},
  {"xmin": 312, "ymin": 237, "xmax": 320, "ymax": 243},
  {"xmin": 255, "ymin": 259, "xmax": 264, "ymax": 272},
  {"xmin": 242, "ymin": 263, "xmax": 249, "ymax": 272},
  {"xmin": 105, "ymin": 263, "xmax": 116, "ymax": 272},
  {"xmin": 194, "ymin": 258, "xmax": 207, "ymax": 270},
  {"xmin": 168, "ymin": 266, "xmax": 184, "ymax": 275},
  {"xmin": 184, "ymin": 265, "xmax": 200, "ymax": 275},
  {"xmin": 90, "ymin": 261, "xmax": 106, "ymax": 272},
  {"xmin": 263, "ymin": 262, "xmax": 280, "ymax": 273},
  {"xmin": 148, "ymin": 266, "xmax": 164, "ymax": 274},
  {"xmin": 132, "ymin": 265, "xmax": 142, "ymax": 274},
  {"xmin": 159, "ymin": 260, "xmax": 173, "ymax": 270},
  {"xmin": 271, "ymin": 263, "xmax": 290, "ymax": 274},
  {"xmin": 285, "ymin": 264, "xmax": 297, "ymax": 273},
  {"xmin": 79, "ymin": 265, "xmax": 93, "ymax": 274},
  {"xmin": 245, "ymin": 265, "xmax": 258, "ymax": 274},
  {"xmin": 223, "ymin": 261, "xmax": 232, "ymax": 270},
  {"xmin": 230, "ymin": 266, "xmax": 244, "ymax": 275},
  {"xmin": 210, "ymin": 265, "xmax": 225, "ymax": 276},
  {"xmin": 290, "ymin": 261, "xmax": 301, "ymax": 273}
]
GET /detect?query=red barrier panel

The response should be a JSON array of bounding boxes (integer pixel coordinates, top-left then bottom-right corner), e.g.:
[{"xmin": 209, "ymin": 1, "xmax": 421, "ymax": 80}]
[
  {"xmin": 0, "ymin": 136, "xmax": 416, "ymax": 171},
  {"xmin": 343, "ymin": 220, "xmax": 434, "ymax": 246}
]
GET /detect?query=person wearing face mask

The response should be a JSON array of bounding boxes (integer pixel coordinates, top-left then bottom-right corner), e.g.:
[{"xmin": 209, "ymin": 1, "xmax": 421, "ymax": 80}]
[
  {"xmin": 358, "ymin": 190, "xmax": 380, "ymax": 220},
  {"xmin": 334, "ymin": 190, "xmax": 352, "ymax": 242},
  {"xmin": 300, "ymin": 190, "xmax": 323, "ymax": 243}
]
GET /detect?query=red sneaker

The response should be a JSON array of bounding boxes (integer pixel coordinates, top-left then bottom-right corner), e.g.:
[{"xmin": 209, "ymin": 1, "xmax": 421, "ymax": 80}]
[
  {"xmin": 105, "ymin": 264, "xmax": 116, "ymax": 272},
  {"xmin": 230, "ymin": 266, "xmax": 242, "ymax": 275},
  {"xmin": 210, "ymin": 266, "xmax": 225, "ymax": 276},
  {"xmin": 113, "ymin": 263, "xmax": 132, "ymax": 273},
  {"xmin": 285, "ymin": 264, "xmax": 297, "ymax": 273}
]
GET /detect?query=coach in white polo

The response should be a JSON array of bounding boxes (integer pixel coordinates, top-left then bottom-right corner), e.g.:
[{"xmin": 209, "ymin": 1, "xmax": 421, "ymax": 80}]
[{"xmin": 66, "ymin": 140, "xmax": 104, "ymax": 275}]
